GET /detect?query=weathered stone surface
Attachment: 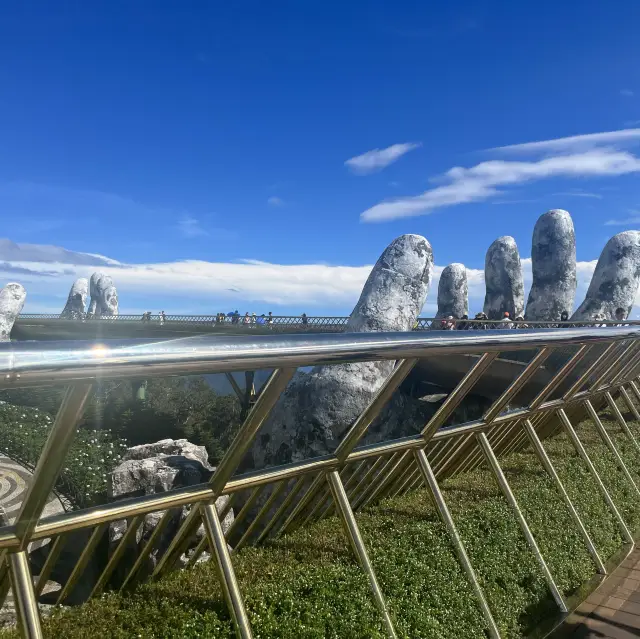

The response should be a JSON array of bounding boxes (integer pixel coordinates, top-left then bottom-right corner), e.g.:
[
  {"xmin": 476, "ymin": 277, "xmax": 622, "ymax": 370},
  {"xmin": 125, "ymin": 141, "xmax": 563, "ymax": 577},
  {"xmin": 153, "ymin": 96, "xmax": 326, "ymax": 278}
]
[
  {"xmin": 248, "ymin": 234, "xmax": 433, "ymax": 470},
  {"xmin": 0, "ymin": 283, "xmax": 26, "ymax": 341},
  {"xmin": 107, "ymin": 439, "xmax": 232, "ymax": 583},
  {"xmin": 436, "ymin": 263, "xmax": 468, "ymax": 319},
  {"xmin": 60, "ymin": 278, "xmax": 88, "ymax": 319},
  {"xmin": 483, "ymin": 237, "xmax": 524, "ymax": 320},
  {"xmin": 572, "ymin": 231, "xmax": 640, "ymax": 321},
  {"xmin": 525, "ymin": 209, "xmax": 577, "ymax": 321},
  {"xmin": 88, "ymin": 272, "xmax": 118, "ymax": 317}
]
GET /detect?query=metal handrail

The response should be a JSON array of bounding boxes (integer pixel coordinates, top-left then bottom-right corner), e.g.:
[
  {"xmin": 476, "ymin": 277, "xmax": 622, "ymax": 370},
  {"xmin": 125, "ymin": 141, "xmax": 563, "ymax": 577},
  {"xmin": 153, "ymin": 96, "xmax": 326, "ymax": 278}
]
[{"xmin": 0, "ymin": 326, "xmax": 638, "ymax": 388}]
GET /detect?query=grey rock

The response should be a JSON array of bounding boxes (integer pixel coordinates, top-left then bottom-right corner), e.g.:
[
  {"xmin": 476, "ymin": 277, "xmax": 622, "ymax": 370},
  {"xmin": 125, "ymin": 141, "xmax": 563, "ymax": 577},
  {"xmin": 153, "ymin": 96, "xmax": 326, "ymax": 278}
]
[
  {"xmin": 436, "ymin": 263, "xmax": 468, "ymax": 319},
  {"xmin": 0, "ymin": 283, "xmax": 26, "ymax": 342},
  {"xmin": 483, "ymin": 236, "xmax": 524, "ymax": 320},
  {"xmin": 87, "ymin": 272, "xmax": 119, "ymax": 317},
  {"xmin": 107, "ymin": 439, "xmax": 232, "ymax": 583},
  {"xmin": 250, "ymin": 234, "xmax": 433, "ymax": 470},
  {"xmin": 525, "ymin": 209, "xmax": 577, "ymax": 321},
  {"xmin": 572, "ymin": 231, "xmax": 640, "ymax": 321},
  {"xmin": 60, "ymin": 278, "xmax": 88, "ymax": 319}
]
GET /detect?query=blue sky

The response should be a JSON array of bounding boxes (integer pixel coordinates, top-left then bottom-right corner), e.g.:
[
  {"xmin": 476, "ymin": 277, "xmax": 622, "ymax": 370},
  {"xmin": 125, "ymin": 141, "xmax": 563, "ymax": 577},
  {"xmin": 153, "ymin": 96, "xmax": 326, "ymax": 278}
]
[{"xmin": 0, "ymin": 1, "xmax": 639, "ymax": 315}]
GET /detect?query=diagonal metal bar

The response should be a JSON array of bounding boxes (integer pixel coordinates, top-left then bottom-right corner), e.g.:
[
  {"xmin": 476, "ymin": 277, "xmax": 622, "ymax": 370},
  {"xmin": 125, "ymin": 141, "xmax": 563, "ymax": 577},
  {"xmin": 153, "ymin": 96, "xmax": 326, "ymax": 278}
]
[
  {"xmin": 35, "ymin": 535, "xmax": 65, "ymax": 597},
  {"xmin": 90, "ymin": 515, "xmax": 144, "ymax": 598},
  {"xmin": 421, "ymin": 352, "xmax": 498, "ymax": 440},
  {"xmin": 15, "ymin": 384, "xmax": 93, "ymax": 549},
  {"xmin": 523, "ymin": 420, "xmax": 606, "ymax": 574},
  {"xmin": 335, "ymin": 359, "xmax": 418, "ymax": 460},
  {"xmin": 557, "ymin": 409, "xmax": 634, "ymax": 544},
  {"xmin": 202, "ymin": 502, "xmax": 253, "ymax": 639},
  {"xmin": 356, "ymin": 451, "xmax": 410, "ymax": 511},
  {"xmin": 414, "ymin": 449, "xmax": 500, "ymax": 638},
  {"xmin": 631, "ymin": 380, "xmax": 640, "ymax": 409},
  {"xmin": 483, "ymin": 348, "xmax": 551, "ymax": 423},
  {"xmin": 154, "ymin": 367, "xmax": 295, "ymax": 575},
  {"xmin": 57, "ymin": 523, "xmax": 109, "ymax": 605},
  {"xmin": 584, "ymin": 400, "xmax": 640, "ymax": 497},
  {"xmin": 258, "ymin": 477, "xmax": 306, "ymax": 543},
  {"xmin": 604, "ymin": 392, "xmax": 640, "ymax": 455},
  {"xmin": 529, "ymin": 345, "xmax": 593, "ymax": 409},
  {"xmin": 327, "ymin": 471, "xmax": 397, "ymax": 639},
  {"xmin": 563, "ymin": 343, "xmax": 620, "ymax": 400},
  {"xmin": 608, "ymin": 344, "xmax": 640, "ymax": 387},
  {"xmin": 620, "ymin": 386, "xmax": 640, "ymax": 422},
  {"xmin": 476, "ymin": 432, "xmax": 568, "ymax": 612},
  {"xmin": 225, "ymin": 372, "xmax": 245, "ymax": 404},
  {"xmin": 8, "ymin": 551, "xmax": 43, "ymax": 639},
  {"xmin": 590, "ymin": 342, "xmax": 632, "ymax": 392}
]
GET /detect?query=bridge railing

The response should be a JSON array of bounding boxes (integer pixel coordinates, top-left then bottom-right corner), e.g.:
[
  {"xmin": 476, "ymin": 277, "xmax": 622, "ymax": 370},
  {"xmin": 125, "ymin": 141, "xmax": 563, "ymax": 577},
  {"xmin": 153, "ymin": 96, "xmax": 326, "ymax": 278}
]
[
  {"xmin": 1, "ymin": 327, "xmax": 640, "ymax": 637},
  {"xmin": 16, "ymin": 312, "xmax": 640, "ymax": 332}
]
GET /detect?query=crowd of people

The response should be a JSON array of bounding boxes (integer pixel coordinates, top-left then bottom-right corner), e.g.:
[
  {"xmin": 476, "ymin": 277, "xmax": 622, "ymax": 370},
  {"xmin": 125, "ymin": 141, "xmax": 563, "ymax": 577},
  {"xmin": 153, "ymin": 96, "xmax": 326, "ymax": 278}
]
[
  {"xmin": 433, "ymin": 307, "xmax": 628, "ymax": 330},
  {"xmin": 141, "ymin": 311, "xmax": 310, "ymax": 327}
]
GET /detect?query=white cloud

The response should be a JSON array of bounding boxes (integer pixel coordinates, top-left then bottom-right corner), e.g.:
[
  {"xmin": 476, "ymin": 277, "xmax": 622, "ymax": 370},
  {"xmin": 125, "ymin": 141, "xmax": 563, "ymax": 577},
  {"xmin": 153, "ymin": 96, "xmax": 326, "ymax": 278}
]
[
  {"xmin": 621, "ymin": 89, "xmax": 635, "ymax": 97},
  {"xmin": 345, "ymin": 143, "xmax": 421, "ymax": 175},
  {"xmin": 267, "ymin": 196, "xmax": 284, "ymax": 206},
  {"xmin": 491, "ymin": 127, "xmax": 640, "ymax": 154},
  {"xmin": 2, "ymin": 239, "xmax": 640, "ymax": 316},
  {"xmin": 361, "ymin": 149, "xmax": 640, "ymax": 222},
  {"xmin": 604, "ymin": 214, "xmax": 640, "ymax": 226},
  {"xmin": 553, "ymin": 190, "xmax": 602, "ymax": 199},
  {"xmin": 177, "ymin": 216, "xmax": 208, "ymax": 238}
]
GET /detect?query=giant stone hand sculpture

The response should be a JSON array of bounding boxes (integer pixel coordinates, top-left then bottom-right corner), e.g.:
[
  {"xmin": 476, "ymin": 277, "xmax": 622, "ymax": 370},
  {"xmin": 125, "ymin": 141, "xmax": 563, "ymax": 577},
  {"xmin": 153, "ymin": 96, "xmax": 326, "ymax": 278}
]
[
  {"xmin": 87, "ymin": 272, "xmax": 119, "ymax": 317},
  {"xmin": 0, "ymin": 283, "xmax": 26, "ymax": 342},
  {"xmin": 436, "ymin": 263, "xmax": 468, "ymax": 319},
  {"xmin": 248, "ymin": 234, "xmax": 433, "ymax": 469},
  {"xmin": 60, "ymin": 278, "xmax": 89, "ymax": 319},
  {"xmin": 525, "ymin": 210, "xmax": 576, "ymax": 322},
  {"xmin": 483, "ymin": 236, "xmax": 524, "ymax": 320},
  {"xmin": 572, "ymin": 231, "xmax": 640, "ymax": 321}
]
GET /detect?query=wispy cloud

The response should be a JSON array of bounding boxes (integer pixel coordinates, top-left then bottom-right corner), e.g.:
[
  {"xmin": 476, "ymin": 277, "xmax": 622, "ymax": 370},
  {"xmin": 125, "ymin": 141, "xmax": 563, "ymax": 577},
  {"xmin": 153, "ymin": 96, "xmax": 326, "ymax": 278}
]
[
  {"xmin": 604, "ymin": 213, "xmax": 640, "ymax": 226},
  {"xmin": 267, "ymin": 196, "xmax": 284, "ymax": 207},
  {"xmin": 345, "ymin": 142, "xmax": 421, "ymax": 175},
  {"xmin": 491, "ymin": 128, "xmax": 640, "ymax": 154},
  {"xmin": 361, "ymin": 149, "xmax": 640, "ymax": 222},
  {"xmin": 553, "ymin": 190, "xmax": 603, "ymax": 199},
  {"xmin": 621, "ymin": 89, "xmax": 635, "ymax": 97},
  {"xmin": 177, "ymin": 216, "xmax": 208, "ymax": 238}
]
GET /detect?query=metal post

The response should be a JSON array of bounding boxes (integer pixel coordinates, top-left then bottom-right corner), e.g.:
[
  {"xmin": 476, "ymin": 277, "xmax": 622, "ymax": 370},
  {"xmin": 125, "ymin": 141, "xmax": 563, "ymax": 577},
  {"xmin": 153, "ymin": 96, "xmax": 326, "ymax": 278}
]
[
  {"xmin": 202, "ymin": 503, "xmax": 253, "ymax": 639},
  {"xmin": 584, "ymin": 400, "xmax": 640, "ymax": 497},
  {"xmin": 15, "ymin": 384, "xmax": 94, "ymax": 547},
  {"xmin": 605, "ymin": 392, "xmax": 640, "ymax": 454},
  {"xmin": 557, "ymin": 409, "xmax": 634, "ymax": 544},
  {"xmin": 476, "ymin": 432, "xmax": 567, "ymax": 612},
  {"xmin": 523, "ymin": 420, "xmax": 606, "ymax": 574},
  {"xmin": 620, "ymin": 386, "xmax": 640, "ymax": 422},
  {"xmin": 414, "ymin": 449, "xmax": 501, "ymax": 638},
  {"xmin": 8, "ymin": 551, "xmax": 43, "ymax": 639},
  {"xmin": 327, "ymin": 471, "xmax": 397, "ymax": 639}
]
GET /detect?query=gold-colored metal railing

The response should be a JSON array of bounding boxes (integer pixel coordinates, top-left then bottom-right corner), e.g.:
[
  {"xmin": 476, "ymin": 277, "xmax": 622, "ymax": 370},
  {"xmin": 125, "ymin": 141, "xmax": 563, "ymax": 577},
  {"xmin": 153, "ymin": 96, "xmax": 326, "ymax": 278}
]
[{"xmin": 1, "ymin": 326, "xmax": 640, "ymax": 637}]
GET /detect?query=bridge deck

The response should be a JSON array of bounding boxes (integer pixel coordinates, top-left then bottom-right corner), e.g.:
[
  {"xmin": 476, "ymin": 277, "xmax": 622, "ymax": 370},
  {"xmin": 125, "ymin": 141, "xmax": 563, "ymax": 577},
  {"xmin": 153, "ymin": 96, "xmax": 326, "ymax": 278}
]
[{"xmin": 554, "ymin": 546, "xmax": 640, "ymax": 638}]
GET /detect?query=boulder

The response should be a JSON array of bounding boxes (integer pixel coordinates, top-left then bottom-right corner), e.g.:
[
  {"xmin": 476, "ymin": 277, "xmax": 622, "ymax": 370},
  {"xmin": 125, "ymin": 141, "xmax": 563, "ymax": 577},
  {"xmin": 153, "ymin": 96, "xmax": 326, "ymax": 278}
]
[
  {"xmin": 60, "ymin": 278, "xmax": 88, "ymax": 319},
  {"xmin": 525, "ymin": 209, "xmax": 577, "ymax": 321},
  {"xmin": 0, "ymin": 283, "xmax": 26, "ymax": 342},
  {"xmin": 483, "ymin": 236, "xmax": 524, "ymax": 320},
  {"xmin": 572, "ymin": 230, "xmax": 640, "ymax": 321},
  {"xmin": 248, "ymin": 234, "xmax": 433, "ymax": 469},
  {"xmin": 435, "ymin": 263, "xmax": 468, "ymax": 319}
]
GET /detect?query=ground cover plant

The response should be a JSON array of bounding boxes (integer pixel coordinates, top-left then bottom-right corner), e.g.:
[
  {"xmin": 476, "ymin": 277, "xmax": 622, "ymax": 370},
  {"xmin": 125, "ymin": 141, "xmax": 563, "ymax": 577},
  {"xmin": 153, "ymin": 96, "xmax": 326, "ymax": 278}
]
[{"xmin": 3, "ymin": 396, "xmax": 640, "ymax": 638}]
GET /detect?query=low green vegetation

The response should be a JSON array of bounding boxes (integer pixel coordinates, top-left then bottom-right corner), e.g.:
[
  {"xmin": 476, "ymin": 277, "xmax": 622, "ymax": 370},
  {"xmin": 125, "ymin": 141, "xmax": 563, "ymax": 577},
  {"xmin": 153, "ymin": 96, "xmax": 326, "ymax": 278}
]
[{"xmin": 3, "ymin": 398, "xmax": 639, "ymax": 638}]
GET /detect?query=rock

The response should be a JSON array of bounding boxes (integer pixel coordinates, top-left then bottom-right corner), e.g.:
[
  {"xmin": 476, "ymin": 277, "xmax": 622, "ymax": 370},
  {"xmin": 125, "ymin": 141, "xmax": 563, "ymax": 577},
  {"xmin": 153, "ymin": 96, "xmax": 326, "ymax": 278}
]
[
  {"xmin": 436, "ymin": 263, "xmax": 468, "ymax": 319},
  {"xmin": 0, "ymin": 283, "xmax": 26, "ymax": 342},
  {"xmin": 572, "ymin": 230, "xmax": 640, "ymax": 321},
  {"xmin": 525, "ymin": 209, "xmax": 577, "ymax": 321},
  {"xmin": 483, "ymin": 237, "xmax": 524, "ymax": 320},
  {"xmin": 107, "ymin": 439, "xmax": 233, "ymax": 584},
  {"xmin": 87, "ymin": 272, "xmax": 119, "ymax": 317},
  {"xmin": 248, "ymin": 234, "xmax": 433, "ymax": 469},
  {"xmin": 60, "ymin": 278, "xmax": 88, "ymax": 319}
]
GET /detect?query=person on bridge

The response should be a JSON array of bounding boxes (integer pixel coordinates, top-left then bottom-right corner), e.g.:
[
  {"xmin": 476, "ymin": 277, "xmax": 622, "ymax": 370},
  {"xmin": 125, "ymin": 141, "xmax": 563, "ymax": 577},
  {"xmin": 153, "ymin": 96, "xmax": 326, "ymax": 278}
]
[
  {"xmin": 497, "ymin": 312, "xmax": 513, "ymax": 329},
  {"xmin": 614, "ymin": 307, "xmax": 627, "ymax": 326},
  {"xmin": 559, "ymin": 310, "xmax": 571, "ymax": 328},
  {"xmin": 267, "ymin": 311, "xmax": 273, "ymax": 328},
  {"xmin": 243, "ymin": 312, "xmax": 251, "ymax": 326},
  {"xmin": 159, "ymin": 311, "xmax": 166, "ymax": 325},
  {"xmin": 301, "ymin": 313, "xmax": 308, "ymax": 327},
  {"xmin": 456, "ymin": 314, "xmax": 469, "ymax": 330},
  {"xmin": 232, "ymin": 310, "xmax": 240, "ymax": 324}
]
